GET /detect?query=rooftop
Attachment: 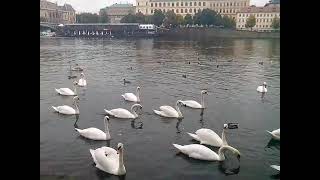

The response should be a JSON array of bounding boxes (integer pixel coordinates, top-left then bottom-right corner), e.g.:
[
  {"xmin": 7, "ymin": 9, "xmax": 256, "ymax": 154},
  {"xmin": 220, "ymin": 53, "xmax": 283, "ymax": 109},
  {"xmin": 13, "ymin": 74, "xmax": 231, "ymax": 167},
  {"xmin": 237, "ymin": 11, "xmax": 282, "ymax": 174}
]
[
  {"xmin": 238, "ymin": 6, "xmax": 280, "ymax": 13},
  {"xmin": 109, "ymin": 3, "xmax": 134, "ymax": 8}
]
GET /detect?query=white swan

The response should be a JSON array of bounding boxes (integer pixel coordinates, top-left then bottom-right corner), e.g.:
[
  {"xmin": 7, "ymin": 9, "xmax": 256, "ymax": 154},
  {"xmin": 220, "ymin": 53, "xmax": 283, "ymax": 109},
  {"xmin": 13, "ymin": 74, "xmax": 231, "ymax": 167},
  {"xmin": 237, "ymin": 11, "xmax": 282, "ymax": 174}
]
[
  {"xmin": 55, "ymin": 81, "xmax": 77, "ymax": 96},
  {"xmin": 75, "ymin": 116, "xmax": 111, "ymax": 140},
  {"xmin": 122, "ymin": 86, "xmax": 140, "ymax": 102},
  {"xmin": 266, "ymin": 128, "xmax": 280, "ymax": 140},
  {"xmin": 89, "ymin": 143, "xmax": 126, "ymax": 176},
  {"xmin": 187, "ymin": 124, "xmax": 229, "ymax": 147},
  {"xmin": 104, "ymin": 104, "xmax": 142, "ymax": 119},
  {"xmin": 180, "ymin": 90, "xmax": 208, "ymax": 109},
  {"xmin": 153, "ymin": 100, "xmax": 183, "ymax": 118},
  {"xmin": 78, "ymin": 73, "xmax": 87, "ymax": 87},
  {"xmin": 52, "ymin": 96, "xmax": 80, "ymax": 115},
  {"xmin": 257, "ymin": 82, "xmax": 267, "ymax": 93},
  {"xmin": 270, "ymin": 165, "xmax": 280, "ymax": 171},
  {"xmin": 172, "ymin": 143, "xmax": 241, "ymax": 161}
]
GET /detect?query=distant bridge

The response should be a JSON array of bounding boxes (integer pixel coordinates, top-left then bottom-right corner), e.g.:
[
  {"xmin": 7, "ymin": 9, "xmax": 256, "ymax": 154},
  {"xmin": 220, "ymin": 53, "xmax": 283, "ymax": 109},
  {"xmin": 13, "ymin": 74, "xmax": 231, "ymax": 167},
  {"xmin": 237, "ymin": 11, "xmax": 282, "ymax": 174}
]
[{"xmin": 40, "ymin": 22, "xmax": 60, "ymax": 31}]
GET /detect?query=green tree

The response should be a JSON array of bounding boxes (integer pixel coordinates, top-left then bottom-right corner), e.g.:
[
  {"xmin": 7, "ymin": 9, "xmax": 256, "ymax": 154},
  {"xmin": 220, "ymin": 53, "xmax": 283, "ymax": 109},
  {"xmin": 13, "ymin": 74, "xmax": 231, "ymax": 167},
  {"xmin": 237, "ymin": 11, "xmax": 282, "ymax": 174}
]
[
  {"xmin": 99, "ymin": 10, "xmax": 109, "ymax": 23},
  {"xmin": 245, "ymin": 15, "xmax": 256, "ymax": 31},
  {"xmin": 183, "ymin": 14, "xmax": 193, "ymax": 25},
  {"xmin": 120, "ymin": 13, "xmax": 137, "ymax": 23},
  {"xmin": 163, "ymin": 10, "xmax": 178, "ymax": 28},
  {"xmin": 221, "ymin": 16, "xmax": 236, "ymax": 29},
  {"xmin": 271, "ymin": 16, "xmax": 280, "ymax": 29},
  {"xmin": 145, "ymin": 15, "xmax": 152, "ymax": 24},
  {"xmin": 193, "ymin": 9, "xmax": 219, "ymax": 26},
  {"xmin": 135, "ymin": 12, "xmax": 146, "ymax": 24},
  {"xmin": 76, "ymin": 13, "xmax": 100, "ymax": 23},
  {"xmin": 152, "ymin": 10, "xmax": 165, "ymax": 26},
  {"xmin": 176, "ymin": 14, "xmax": 184, "ymax": 26}
]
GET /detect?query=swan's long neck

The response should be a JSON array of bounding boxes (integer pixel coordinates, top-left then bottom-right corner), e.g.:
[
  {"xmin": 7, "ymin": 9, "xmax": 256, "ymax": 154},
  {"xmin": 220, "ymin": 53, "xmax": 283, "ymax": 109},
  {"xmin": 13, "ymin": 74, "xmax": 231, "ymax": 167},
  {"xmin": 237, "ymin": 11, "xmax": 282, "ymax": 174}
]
[
  {"xmin": 136, "ymin": 88, "xmax": 140, "ymax": 102},
  {"xmin": 175, "ymin": 102, "xmax": 183, "ymax": 118},
  {"xmin": 73, "ymin": 84, "xmax": 77, "ymax": 95},
  {"xmin": 104, "ymin": 119, "xmax": 110, "ymax": 139},
  {"xmin": 74, "ymin": 100, "xmax": 79, "ymax": 114},
  {"xmin": 221, "ymin": 129, "xmax": 228, "ymax": 145},
  {"xmin": 218, "ymin": 145, "xmax": 237, "ymax": 161},
  {"xmin": 118, "ymin": 149, "xmax": 125, "ymax": 173},
  {"xmin": 131, "ymin": 105, "xmax": 139, "ymax": 118},
  {"xmin": 201, "ymin": 92, "xmax": 205, "ymax": 108}
]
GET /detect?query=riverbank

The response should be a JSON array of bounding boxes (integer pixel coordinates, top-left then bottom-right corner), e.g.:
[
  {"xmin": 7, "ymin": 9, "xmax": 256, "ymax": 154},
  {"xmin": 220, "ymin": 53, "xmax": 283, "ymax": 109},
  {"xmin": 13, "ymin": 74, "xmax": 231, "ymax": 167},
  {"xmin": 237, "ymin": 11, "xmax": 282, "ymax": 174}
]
[{"xmin": 159, "ymin": 28, "xmax": 280, "ymax": 40}]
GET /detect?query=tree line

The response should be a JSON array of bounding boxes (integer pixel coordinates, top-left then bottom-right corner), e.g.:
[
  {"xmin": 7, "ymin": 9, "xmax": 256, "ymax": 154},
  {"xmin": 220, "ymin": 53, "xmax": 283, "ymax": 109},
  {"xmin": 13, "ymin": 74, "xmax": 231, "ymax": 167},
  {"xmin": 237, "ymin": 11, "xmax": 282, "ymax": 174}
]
[
  {"xmin": 76, "ymin": 12, "xmax": 109, "ymax": 23},
  {"xmin": 121, "ymin": 9, "xmax": 236, "ymax": 28}
]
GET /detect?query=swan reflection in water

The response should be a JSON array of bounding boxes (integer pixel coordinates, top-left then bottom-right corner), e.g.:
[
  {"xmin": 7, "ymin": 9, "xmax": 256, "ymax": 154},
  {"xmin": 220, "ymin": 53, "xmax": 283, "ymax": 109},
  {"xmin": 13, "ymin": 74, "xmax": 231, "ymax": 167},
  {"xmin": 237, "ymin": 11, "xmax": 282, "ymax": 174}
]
[
  {"xmin": 176, "ymin": 119, "xmax": 183, "ymax": 134},
  {"xmin": 95, "ymin": 169, "xmax": 126, "ymax": 180},
  {"xmin": 74, "ymin": 114, "xmax": 80, "ymax": 128},
  {"xmin": 131, "ymin": 119, "xmax": 143, "ymax": 129},
  {"xmin": 218, "ymin": 151, "xmax": 241, "ymax": 175},
  {"xmin": 265, "ymin": 139, "xmax": 280, "ymax": 150}
]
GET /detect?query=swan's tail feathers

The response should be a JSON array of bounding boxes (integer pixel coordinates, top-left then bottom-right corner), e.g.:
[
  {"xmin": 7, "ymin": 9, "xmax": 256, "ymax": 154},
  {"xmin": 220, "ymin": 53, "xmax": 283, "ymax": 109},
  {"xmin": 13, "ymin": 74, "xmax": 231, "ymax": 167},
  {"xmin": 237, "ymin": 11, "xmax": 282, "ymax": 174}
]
[
  {"xmin": 55, "ymin": 89, "xmax": 60, "ymax": 94},
  {"xmin": 52, "ymin": 106, "xmax": 58, "ymax": 112},
  {"xmin": 187, "ymin": 132, "xmax": 200, "ymax": 142},
  {"xmin": 266, "ymin": 130, "xmax": 273, "ymax": 135},
  {"xmin": 89, "ymin": 149, "xmax": 97, "ymax": 164},
  {"xmin": 153, "ymin": 110, "xmax": 163, "ymax": 116},
  {"xmin": 270, "ymin": 165, "xmax": 280, "ymax": 171},
  {"xmin": 173, "ymin": 144, "xmax": 183, "ymax": 152}
]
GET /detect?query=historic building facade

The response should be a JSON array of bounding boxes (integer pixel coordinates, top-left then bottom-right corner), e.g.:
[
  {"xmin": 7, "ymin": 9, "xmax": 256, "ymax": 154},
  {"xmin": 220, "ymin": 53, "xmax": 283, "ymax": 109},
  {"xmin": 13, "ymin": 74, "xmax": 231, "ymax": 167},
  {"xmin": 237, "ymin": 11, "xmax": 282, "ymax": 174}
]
[
  {"xmin": 136, "ymin": 0, "xmax": 250, "ymax": 19},
  {"xmin": 236, "ymin": 3, "xmax": 280, "ymax": 31},
  {"xmin": 40, "ymin": 0, "xmax": 76, "ymax": 24},
  {"xmin": 100, "ymin": 3, "xmax": 136, "ymax": 23}
]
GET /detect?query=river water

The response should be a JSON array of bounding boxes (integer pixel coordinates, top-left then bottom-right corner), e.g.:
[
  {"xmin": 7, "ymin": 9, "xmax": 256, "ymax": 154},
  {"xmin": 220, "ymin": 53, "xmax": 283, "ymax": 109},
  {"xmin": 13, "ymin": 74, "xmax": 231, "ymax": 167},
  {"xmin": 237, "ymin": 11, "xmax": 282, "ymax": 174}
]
[{"xmin": 40, "ymin": 37, "xmax": 280, "ymax": 180}]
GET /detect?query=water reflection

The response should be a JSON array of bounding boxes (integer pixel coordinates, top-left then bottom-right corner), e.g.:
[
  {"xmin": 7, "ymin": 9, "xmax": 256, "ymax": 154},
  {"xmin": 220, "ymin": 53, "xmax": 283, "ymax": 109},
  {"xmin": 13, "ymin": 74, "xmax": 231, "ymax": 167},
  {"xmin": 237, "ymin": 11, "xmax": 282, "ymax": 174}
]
[
  {"xmin": 270, "ymin": 173, "xmax": 280, "ymax": 179},
  {"xmin": 74, "ymin": 114, "xmax": 80, "ymax": 128},
  {"xmin": 176, "ymin": 119, "xmax": 183, "ymax": 134},
  {"xmin": 95, "ymin": 169, "xmax": 126, "ymax": 180},
  {"xmin": 131, "ymin": 119, "xmax": 143, "ymax": 129},
  {"xmin": 265, "ymin": 139, "xmax": 280, "ymax": 150}
]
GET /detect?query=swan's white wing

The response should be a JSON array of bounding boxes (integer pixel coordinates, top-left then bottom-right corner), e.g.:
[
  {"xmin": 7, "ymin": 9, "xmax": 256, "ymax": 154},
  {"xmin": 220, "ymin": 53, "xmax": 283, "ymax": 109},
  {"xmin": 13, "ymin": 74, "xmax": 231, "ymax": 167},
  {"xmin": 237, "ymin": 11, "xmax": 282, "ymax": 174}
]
[
  {"xmin": 270, "ymin": 165, "xmax": 280, "ymax": 171},
  {"xmin": 181, "ymin": 100, "xmax": 202, "ymax": 108},
  {"xmin": 75, "ymin": 128, "xmax": 106, "ymax": 140},
  {"xmin": 58, "ymin": 88, "xmax": 75, "ymax": 95},
  {"xmin": 159, "ymin": 106, "xmax": 178, "ymax": 117},
  {"xmin": 122, "ymin": 93, "xmax": 137, "ymax": 102},
  {"xmin": 57, "ymin": 105, "xmax": 76, "ymax": 114},
  {"xmin": 257, "ymin": 86, "xmax": 267, "ymax": 93},
  {"xmin": 94, "ymin": 148, "xmax": 119, "ymax": 174},
  {"xmin": 180, "ymin": 144, "xmax": 219, "ymax": 161},
  {"xmin": 196, "ymin": 129, "xmax": 223, "ymax": 147},
  {"xmin": 109, "ymin": 108, "xmax": 134, "ymax": 118}
]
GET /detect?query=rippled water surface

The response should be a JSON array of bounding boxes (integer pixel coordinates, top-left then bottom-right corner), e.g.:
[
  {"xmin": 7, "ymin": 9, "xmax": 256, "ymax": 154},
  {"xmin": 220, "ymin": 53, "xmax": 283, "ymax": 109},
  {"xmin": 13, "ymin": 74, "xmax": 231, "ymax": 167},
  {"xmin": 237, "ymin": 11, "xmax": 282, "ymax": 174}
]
[{"xmin": 40, "ymin": 37, "xmax": 280, "ymax": 180}]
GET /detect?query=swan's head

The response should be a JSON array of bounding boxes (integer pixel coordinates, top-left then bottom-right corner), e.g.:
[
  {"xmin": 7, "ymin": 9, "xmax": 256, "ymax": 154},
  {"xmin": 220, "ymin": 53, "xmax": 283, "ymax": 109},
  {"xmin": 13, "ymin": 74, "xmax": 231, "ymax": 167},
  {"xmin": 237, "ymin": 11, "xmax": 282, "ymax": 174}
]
[
  {"xmin": 117, "ymin": 143, "xmax": 124, "ymax": 154},
  {"xmin": 263, "ymin": 82, "xmax": 267, "ymax": 87},
  {"xmin": 73, "ymin": 81, "xmax": 78, "ymax": 85},
  {"xmin": 137, "ymin": 86, "xmax": 140, "ymax": 90},
  {"xmin": 80, "ymin": 73, "xmax": 84, "ymax": 77},
  {"xmin": 177, "ymin": 100, "xmax": 183, "ymax": 105},
  {"xmin": 201, "ymin": 90, "xmax": 208, "ymax": 95},
  {"xmin": 223, "ymin": 124, "xmax": 228, "ymax": 129},
  {"xmin": 134, "ymin": 104, "xmax": 143, "ymax": 109},
  {"xmin": 104, "ymin": 116, "xmax": 110, "ymax": 122},
  {"xmin": 73, "ymin": 96, "xmax": 80, "ymax": 101}
]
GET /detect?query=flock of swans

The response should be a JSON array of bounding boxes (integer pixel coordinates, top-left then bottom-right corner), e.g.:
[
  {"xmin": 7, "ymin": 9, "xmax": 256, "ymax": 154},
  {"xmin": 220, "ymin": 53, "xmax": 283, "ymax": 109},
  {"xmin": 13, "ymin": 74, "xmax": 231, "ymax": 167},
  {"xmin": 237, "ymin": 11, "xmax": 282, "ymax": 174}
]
[{"xmin": 50, "ymin": 64, "xmax": 279, "ymax": 176}]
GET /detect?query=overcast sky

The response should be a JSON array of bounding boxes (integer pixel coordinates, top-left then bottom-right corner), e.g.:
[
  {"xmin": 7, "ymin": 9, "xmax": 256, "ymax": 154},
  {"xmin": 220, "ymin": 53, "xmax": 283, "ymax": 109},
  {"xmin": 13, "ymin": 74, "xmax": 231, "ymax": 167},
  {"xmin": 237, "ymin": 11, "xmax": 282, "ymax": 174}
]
[{"xmin": 49, "ymin": 0, "xmax": 270, "ymax": 13}]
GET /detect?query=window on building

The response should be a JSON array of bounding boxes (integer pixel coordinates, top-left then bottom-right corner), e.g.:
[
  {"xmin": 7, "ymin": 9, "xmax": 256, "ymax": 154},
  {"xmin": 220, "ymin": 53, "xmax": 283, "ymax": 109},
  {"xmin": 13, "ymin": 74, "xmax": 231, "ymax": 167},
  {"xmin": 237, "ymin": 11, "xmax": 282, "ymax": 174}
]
[
  {"xmin": 213, "ymin": 3, "xmax": 215, "ymax": 7},
  {"xmin": 227, "ymin": 3, "xmax": 228, "ymax": 6},
  {"xmin": 230, "ymin": 2, "xmax": 232, "ymax": 6},
  {"xmin": 185, "ymin": 9, "xmax": 187, "ymax": 13},
  {"xmin": 168, "ymin": 3, "xmax": 170, "ymax": 6},
  {"xmin": 203, "ymin": 2, "xmax": 206, "ymax": 6},
  {"xmin": 189, "ymin": 8, "xmax": 192, "ymax": 13},
  {"xmin": 151, "ymin": 3, "xmax": 153, "ymax": 7},
  {"xmin": 155, "ymin": 3, "xmax": 157, "ymax": 7},
  {"xmin": 176, "ymin": 9, "xmax": 179, "ymax": 13},
  {"xmin": 181, "ymin": 2, "xmax": 183, "ymax": 6},
  {"xmin": 172, "ymin": 3, "xmax": 174, "ymax": 7},
  {"xmin": 190, "ymin": 2, "xmax": 192, "ymax": 6},
  {"xmin": 151, "ymin": 9, "xmax": 153, "ymax": 13},
  {"xmin": 239, "ymin": 14, "xmax": 241, "ymax": 17},
  {"xmin": 194, "ymin": 2, "xmax": 197, "ymax": 6},
  {"xmin": 244, "ymin": 2, "xmax": 246, "ymax": 6},
  {"xmin": 177, "ymin": 2, "xmax": 179, "ymax": 6},
  {"xmin": 199, "ymin": 2, "xmax": 201, "ymax": 6},
  {"xmin": 163, "ymin": 9, "xmax": 166, "ymax": 12},
  {"xmin": 194, "ymin": 9, "xmax": 196, "ymax": 13},
  {"xmin": 159, "ymin": 3, "xmax": 161, "ymax": 7},
  {"xmin": 163, "ymin": 3, "xmax": 166, "ymax": 7},
  {"xmin": 198, "ymin": 9, "xmax": 201, "ymax": 12},
  {"xmin": 185, "ymin": 2, "xmax": 188, "ymax": 6},
  {"xmin": 138, "ymin": 2, "xmax": 139, "ymax": 6}
]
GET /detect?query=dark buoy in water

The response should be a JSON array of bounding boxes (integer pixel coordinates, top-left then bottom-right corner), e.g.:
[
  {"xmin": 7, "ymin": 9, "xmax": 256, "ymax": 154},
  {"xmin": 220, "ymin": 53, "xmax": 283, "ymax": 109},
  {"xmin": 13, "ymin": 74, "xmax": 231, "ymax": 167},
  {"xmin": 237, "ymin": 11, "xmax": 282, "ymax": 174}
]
[
  {"xmin": 182, "ymin": 74, "xmax": 187, "ymax": 78},
  {"xmin": 259, "ymin": 61, "xmax": 264, "ymax": 65},
  {"xmin": 217, "ymin": 65, "xmax": 219, "ymax": 68},
  {"xmin": 123, "ymin": 78, "xmax": 131, "ymax": 84}
]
